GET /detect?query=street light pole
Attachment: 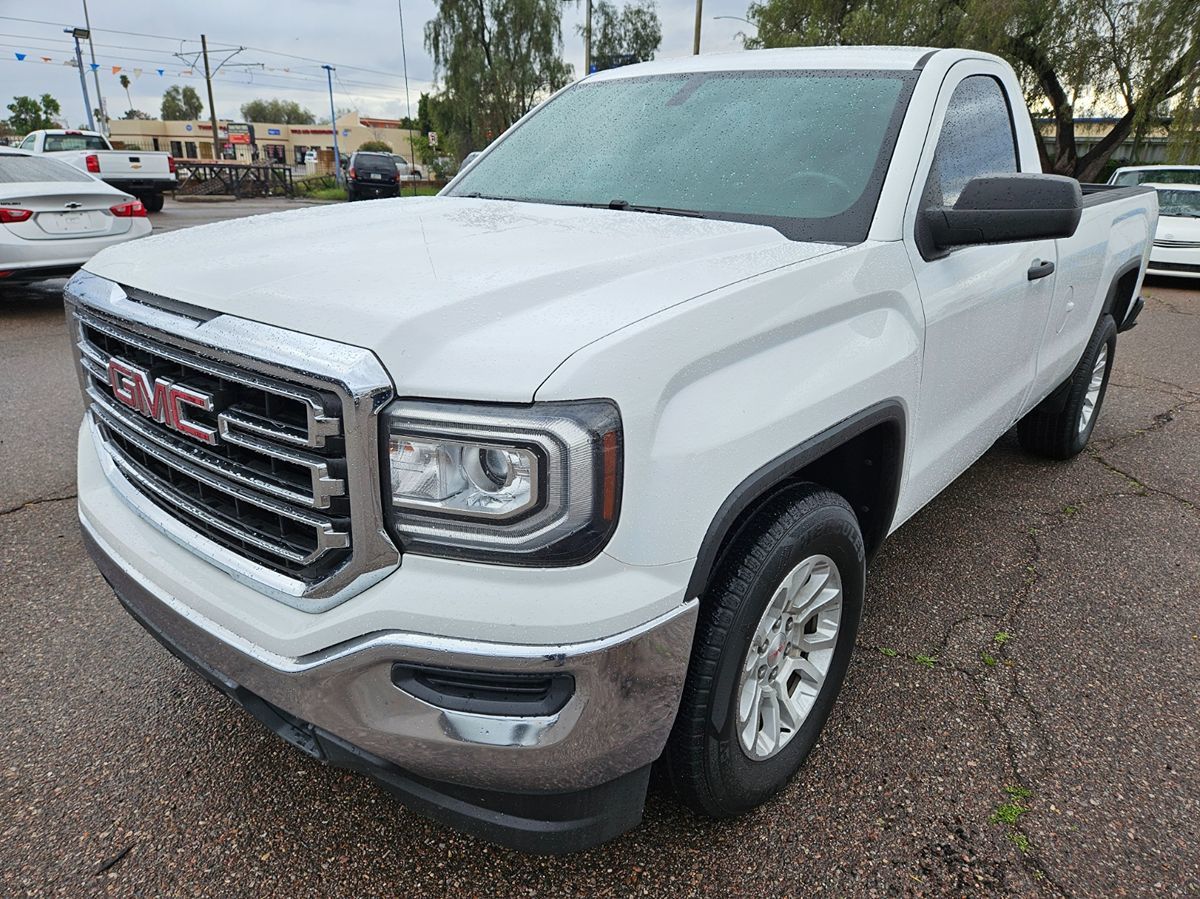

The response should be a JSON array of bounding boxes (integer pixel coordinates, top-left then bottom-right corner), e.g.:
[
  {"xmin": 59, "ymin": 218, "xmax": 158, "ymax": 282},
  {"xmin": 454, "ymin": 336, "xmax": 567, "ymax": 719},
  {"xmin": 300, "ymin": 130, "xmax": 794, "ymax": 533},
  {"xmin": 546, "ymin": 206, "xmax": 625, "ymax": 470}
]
[
  {"xmin": 200, "ymin": 35, "xmax": 222, "ymax": 161},
  {"xmin": 397, "ymin": 0, "xmax": 419, "ymax": 195},
  {"xmin": 80, "ymin": 0, "xmax": 106, "ymax": 134},
  {"xmin": 584, "ymin": 0, "xmax": 593, "ymax": 74},
  {"xmin": 322, "ymin": 65, "xmax": 343, "ymax": 184},
  {"xmin": 65, "ymin": 28, "xmax": 94, "ymax": 131},
  {"xmin": 692, "ymin": 0, "xmax": 703, "ymax": 54}
]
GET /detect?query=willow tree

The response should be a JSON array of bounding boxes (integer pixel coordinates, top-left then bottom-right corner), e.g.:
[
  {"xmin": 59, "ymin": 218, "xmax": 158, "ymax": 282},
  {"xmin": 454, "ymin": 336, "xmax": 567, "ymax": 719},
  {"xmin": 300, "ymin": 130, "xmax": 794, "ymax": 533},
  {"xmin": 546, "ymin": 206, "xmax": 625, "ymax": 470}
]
[
  {"xmin": 746, "ymin": 0, "xmax": 1200, "ymax": 180},
  {"xmin": 425, "ymin": 0, "xmax": 573, "ymax": 152},
  {"xmin": 582, "ymin": 0, "xmax": 663, "ymax": 71}
]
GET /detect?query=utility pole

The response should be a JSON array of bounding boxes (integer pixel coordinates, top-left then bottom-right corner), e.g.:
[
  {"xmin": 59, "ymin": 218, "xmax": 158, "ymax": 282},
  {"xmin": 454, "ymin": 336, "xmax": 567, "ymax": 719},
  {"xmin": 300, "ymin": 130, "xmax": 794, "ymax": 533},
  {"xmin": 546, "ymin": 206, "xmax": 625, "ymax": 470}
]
[
  {"xmin": 397, "ymin": 0, "xmax": 419, "ymax": 195},
  {"xmin": 80, "ymin": 0, "xmax": 106, "ymax": 134},
  {"xmin": 176, "ymin": 39, "xmax": 256, "ymax": 161},
  {"xmin": 584, "ymin": 0, "xmax": 593, "ymax": 74},
  {"xmin": 65, "ymin": 27, "xmax": 94, "ymax": 131},
  {"xmin": 200, "ymin": 35, "xmax": 222, "ymax": 161},
  {"xmin": 322, "ymin": 65, "xmax": 343, "ymax": 184},
  {"xmin": 692, "ymin": 0, "xmax": 703, "ymax": 54}
]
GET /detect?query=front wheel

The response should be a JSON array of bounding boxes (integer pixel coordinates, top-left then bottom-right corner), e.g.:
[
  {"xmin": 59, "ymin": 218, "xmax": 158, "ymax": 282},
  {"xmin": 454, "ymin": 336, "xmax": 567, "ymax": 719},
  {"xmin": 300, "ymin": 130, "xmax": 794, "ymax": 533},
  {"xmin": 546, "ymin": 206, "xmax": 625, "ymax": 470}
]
[
  {"xmin": 665, "ymin": 484, "xmax": 864, "ymax": 817},
  {"xmin": 1018, "ymin": 314, "xmax": 1117, "ymax": 460}
]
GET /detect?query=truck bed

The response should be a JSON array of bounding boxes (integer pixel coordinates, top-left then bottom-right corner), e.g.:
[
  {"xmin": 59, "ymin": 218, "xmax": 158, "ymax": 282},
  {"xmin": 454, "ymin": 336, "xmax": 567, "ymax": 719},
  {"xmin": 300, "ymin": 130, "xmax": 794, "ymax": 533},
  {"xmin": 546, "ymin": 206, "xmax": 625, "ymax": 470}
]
[{"xmin": 1080, "ymin": 182, "xmax": 1156, "ymax": 207}]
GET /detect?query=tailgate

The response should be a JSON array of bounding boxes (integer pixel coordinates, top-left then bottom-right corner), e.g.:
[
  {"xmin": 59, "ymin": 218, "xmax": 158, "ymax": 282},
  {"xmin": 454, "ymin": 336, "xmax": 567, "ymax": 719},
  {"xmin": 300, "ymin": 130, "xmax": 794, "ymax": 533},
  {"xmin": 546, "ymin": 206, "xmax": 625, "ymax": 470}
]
[{"xmin": 97, "ymin": 151, "xmax": 171, "ymax": 177}]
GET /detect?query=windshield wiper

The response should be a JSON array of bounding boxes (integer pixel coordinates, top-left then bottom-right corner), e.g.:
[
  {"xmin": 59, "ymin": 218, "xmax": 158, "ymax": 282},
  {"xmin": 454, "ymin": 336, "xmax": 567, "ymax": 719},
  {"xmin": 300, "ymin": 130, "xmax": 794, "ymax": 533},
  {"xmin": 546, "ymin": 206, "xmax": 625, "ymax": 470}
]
[
  {"xmin": 457, "ymin": 194, "xmax": 707, "ymax": 219},
  {"xmin": 605, "ymin": 199, "xmax": 706, "ymax": 218},
  {"xmin": 517, "ymin": 198, "xmax": 707, "ymax": 218}
]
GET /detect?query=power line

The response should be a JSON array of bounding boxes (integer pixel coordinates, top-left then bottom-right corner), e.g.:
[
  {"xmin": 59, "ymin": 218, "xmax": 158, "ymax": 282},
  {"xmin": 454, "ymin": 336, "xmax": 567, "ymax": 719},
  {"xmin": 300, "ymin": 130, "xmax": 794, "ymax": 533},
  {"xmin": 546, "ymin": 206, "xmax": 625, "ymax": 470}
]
[
  {"xmin": 0, "ymin": 35, "xmax": 421, "ymax": 95},
  {"xmin": 0, "ymin": 15, "xmax": 237, "ymax": 49},
  {"xmin": 0, "ymin": 15, "xmax": 419, "ymax": 81}
]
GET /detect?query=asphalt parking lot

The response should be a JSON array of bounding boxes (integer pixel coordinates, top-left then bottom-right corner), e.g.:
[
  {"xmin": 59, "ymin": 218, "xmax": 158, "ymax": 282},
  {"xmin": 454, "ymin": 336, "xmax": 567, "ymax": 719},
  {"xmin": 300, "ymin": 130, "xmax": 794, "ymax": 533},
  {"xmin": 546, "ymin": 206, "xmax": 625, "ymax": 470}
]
[{"xmin": 2, "ymin": 200, "xmax": 1198, "ymax": 897}]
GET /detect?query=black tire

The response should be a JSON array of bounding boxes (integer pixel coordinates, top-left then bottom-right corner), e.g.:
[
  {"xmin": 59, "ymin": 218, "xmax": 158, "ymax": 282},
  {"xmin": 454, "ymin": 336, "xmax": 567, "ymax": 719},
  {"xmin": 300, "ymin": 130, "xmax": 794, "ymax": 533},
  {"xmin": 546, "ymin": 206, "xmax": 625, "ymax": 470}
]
[
  {"xmin": 665, "ymin": 484, "xmax": 865, "ymax": 818},
  {"xmin": 1017, "ymin": 314, "xmax": 1117, "ymax": 460},
  {"xmin": 140, "ymin": 192, "xmax": 164, "ymax": 213}
]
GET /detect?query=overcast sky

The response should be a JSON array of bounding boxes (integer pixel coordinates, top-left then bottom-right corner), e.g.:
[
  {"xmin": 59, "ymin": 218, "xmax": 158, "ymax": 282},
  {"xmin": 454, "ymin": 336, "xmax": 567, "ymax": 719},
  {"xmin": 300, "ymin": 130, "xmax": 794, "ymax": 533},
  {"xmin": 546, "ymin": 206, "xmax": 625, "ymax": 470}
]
[{"xmin": 1, "ymin": 0, "xmax": 754, "ymax": 127}]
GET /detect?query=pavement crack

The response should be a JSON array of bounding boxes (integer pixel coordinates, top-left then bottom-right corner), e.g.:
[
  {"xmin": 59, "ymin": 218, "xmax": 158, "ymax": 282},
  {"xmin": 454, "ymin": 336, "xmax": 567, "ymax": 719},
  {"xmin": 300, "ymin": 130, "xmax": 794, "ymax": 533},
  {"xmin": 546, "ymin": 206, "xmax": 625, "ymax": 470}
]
[
  {"xmin": 1088, "ymin": 391, "xmax": 1197, "ymax": 456},
  {"xmin": 937, "ymin": 508, "xmax": 1077, "ymax": 894},
  {"xmin": 858, "ymin": 634, "xmax": 1069, "ymax": 896},
  {"xmin": 0, "ymin": 492, "xmax": 78, "ymax": 516},
  {"xmin": 1108, "ymin": 377, "xmax": 1200, "ymax": 403},
  {"xmin": 1147, "ymin": 294, "xmax": 1199, "ymax": 317},
  {"xmin": 1088, "ymin": 452, "xmax": 1197, "ymax": 517}
]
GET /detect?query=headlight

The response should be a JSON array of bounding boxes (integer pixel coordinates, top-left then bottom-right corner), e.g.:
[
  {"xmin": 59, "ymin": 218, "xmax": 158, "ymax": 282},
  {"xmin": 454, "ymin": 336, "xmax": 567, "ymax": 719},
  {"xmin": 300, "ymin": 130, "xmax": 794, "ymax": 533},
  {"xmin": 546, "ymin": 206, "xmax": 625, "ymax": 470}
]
[{"xmin": 384, "ymin": 399, "xmax": 622, "ymax": 565}]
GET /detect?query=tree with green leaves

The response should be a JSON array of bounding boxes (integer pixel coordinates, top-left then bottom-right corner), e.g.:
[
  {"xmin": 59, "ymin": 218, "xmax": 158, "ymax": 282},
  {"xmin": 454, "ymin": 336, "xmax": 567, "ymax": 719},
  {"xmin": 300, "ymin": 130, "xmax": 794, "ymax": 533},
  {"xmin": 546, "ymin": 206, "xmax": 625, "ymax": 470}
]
[
  {"xmin": 581, "ymin": 0, "xmax": 662, "ymax": 71},
  {"xmin": 160, "ymin": 85, "xmax": 204, "ymax": 121},
  {"xmin": 7, "ymin": 94, "xmax": 61, "ymax": 134},
  {"xmin": 119, "ymin": 74, "xmax": 133, "ymax": 112},
  {"xmin": 745, "ymin": 0, "xmax": 1200, "ymax": 179},
  {"xmin": 239, "ymin": 98, "xmax": 316, "ymax": 124},
  {"xmin": 425, "ymin": 0, "xmax": 573, "ymax": 152},
  {"xmin": 120, "ymin": 109, "xmax": 152, "ymax": 120},
  {"xmin": 358, "ymin": 139, "xmax": 393, "ymax": 152}
]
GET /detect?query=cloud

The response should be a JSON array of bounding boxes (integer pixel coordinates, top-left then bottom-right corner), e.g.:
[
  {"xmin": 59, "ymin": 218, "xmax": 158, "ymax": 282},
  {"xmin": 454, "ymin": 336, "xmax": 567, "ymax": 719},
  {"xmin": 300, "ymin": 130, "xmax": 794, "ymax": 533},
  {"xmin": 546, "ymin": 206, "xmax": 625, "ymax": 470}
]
[{"xmin": 5, "ymin": 0, "xmax": 751, "ymax": 127}]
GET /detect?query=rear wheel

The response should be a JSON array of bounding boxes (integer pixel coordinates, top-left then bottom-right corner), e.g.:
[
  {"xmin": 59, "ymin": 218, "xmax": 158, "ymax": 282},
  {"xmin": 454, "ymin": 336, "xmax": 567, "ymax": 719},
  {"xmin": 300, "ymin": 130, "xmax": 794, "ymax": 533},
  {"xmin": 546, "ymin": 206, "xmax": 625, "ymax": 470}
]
[
  {"xmin": 1018, "ymin": 314, "xmax": 1117, "ymax": 459},
  {"xmin": 665, "ymin": 484, "xmax": 864, "ymax": 817},
  {"xmin": 139, "ymin": 192, "xmax": 164, "ymax": 213}
]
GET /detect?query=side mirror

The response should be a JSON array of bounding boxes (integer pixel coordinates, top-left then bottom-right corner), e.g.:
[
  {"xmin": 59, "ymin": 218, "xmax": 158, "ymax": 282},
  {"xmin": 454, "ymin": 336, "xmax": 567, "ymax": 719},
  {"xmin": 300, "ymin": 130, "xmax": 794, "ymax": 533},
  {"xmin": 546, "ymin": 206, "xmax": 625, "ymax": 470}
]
[{"xmin": 921, "ymin": 174, "xmax": 1083, "ymax": 251}]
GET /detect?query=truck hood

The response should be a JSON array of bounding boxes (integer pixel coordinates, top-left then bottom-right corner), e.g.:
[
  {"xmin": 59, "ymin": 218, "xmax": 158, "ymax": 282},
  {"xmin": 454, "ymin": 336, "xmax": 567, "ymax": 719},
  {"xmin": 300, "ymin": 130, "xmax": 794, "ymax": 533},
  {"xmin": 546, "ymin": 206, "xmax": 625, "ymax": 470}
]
[
  {"xmin": 1156, "ymin": 214, "xmax": 1200, "ymax": 241},
  {"xmin": 85, "ymin": 196, "xmax": 839, "ymax": 400}
]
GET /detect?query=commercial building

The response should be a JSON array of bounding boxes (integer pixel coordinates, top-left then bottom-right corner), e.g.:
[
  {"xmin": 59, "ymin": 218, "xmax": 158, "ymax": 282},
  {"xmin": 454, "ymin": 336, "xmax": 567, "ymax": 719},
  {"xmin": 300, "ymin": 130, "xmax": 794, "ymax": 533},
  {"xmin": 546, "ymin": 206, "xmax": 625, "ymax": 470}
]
[{"xmin": 107, "ymin": 111, "xmax": 421, "ymax": 169}]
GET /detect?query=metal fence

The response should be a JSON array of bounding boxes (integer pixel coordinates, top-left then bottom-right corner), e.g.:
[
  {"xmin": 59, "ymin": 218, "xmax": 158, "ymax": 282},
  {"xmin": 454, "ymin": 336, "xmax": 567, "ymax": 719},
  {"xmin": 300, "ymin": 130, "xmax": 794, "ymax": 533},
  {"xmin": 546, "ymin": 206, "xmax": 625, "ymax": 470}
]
[{"xmin": 175, "ymin": 162, "xmax": 295, "ymax": 198}]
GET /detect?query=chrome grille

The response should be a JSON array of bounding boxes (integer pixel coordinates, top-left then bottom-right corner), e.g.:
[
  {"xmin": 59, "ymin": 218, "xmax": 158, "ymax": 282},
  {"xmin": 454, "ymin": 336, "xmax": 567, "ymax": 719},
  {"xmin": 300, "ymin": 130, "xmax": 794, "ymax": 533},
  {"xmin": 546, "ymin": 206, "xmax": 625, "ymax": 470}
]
[
  {"xmin": 76, "ymin": 309, "xmax": 351, "ymax": 579},
  {"xmin": 1153, "ymin": 238, "xmax": 1200, "ymax": 248},
  {"xmin": 67, "ymin": 271, "xmax": 400, "ymax": 611}
]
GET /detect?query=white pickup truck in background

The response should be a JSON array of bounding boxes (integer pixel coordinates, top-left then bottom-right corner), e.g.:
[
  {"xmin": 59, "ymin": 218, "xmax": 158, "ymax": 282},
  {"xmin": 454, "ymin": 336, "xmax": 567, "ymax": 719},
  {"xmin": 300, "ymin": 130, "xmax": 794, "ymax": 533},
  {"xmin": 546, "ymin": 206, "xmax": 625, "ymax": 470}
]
[
  {"xmin": 68, "ymin": 46, "xmax": 1157, "ymax": 853},
  {"xmin": 20, "ymin": 129, "xmax": 176, "ymax": 212}
]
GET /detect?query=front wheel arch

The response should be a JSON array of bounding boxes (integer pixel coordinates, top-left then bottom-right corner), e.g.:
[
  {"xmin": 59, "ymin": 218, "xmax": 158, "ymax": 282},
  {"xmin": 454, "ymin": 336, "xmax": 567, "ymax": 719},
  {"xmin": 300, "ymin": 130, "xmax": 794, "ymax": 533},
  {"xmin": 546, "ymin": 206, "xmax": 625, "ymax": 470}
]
[{"xmin": 684, "ymin": 400, "xmax": 906, "ymax": 604}]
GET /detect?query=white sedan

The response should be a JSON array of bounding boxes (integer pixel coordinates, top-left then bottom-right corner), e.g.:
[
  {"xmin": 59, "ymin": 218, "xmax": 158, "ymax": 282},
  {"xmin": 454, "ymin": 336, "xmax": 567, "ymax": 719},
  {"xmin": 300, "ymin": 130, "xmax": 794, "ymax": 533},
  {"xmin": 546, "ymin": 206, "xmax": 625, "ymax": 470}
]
[
  {"xmin": 1, "ymin": 147, "xmax": 151, "ymax": 284},
  {"xmin": 1145, "ymin": 182, "xmax": 1200, "ymax": 280}
]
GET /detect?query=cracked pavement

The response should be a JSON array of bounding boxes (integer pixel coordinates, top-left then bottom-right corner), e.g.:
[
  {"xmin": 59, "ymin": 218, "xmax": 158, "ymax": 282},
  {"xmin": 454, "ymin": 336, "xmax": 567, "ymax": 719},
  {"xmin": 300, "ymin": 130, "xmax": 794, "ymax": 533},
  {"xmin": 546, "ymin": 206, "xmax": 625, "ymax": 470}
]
[{"xmin": 2, "ymin": 244, "xmax": 1198, "ymax": 897}]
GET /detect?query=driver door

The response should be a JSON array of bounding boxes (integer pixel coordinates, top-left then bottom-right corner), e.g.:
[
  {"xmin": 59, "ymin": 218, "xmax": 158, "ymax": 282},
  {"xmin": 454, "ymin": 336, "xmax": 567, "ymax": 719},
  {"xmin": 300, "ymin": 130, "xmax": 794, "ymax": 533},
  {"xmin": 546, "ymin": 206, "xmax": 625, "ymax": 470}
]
[{"xmin": 899, "ymin": 67, "xmax": 1058, "ymax": 519}]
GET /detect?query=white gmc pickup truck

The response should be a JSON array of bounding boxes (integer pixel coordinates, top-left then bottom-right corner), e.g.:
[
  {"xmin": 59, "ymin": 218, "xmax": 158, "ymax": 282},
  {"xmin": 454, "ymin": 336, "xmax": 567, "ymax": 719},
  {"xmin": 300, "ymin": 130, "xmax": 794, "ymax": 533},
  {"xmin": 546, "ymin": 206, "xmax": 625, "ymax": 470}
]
[
  {"xmin": 22, "ymin": 129, "xmax": 176, "ymax": 212},
  {"xmin": 69, "ymin": 47, "xmax": 1156, "ymax": 853}
]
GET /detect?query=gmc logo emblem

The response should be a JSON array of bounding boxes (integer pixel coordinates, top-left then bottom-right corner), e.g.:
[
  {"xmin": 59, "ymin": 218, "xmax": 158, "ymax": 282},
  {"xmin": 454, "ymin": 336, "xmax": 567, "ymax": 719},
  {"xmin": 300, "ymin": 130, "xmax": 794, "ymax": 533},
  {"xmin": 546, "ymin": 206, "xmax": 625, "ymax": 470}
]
[{"xmin": 106, "ymin": 357, "xmax": 219, "ymax": 446}]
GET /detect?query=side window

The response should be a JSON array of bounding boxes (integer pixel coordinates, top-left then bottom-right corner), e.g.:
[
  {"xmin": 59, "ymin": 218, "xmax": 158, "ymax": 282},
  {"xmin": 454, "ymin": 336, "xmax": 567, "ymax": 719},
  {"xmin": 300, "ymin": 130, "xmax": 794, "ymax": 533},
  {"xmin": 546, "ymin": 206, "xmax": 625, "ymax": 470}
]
[
  {"xmin": 20, "ymin": 134, "xmax": 36, "ymax": 150},
  {"xmin": 923, "ymin": 76, "xmax": 1018, "ymax": 208}
]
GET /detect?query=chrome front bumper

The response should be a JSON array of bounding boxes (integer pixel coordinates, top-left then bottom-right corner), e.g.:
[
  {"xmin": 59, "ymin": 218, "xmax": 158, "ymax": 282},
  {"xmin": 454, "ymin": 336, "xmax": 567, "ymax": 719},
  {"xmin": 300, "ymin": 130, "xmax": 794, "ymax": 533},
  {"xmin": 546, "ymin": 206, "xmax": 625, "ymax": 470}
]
[{"xmin": 82, "ymin": 517, "xmax": 697, "ymax": 799}]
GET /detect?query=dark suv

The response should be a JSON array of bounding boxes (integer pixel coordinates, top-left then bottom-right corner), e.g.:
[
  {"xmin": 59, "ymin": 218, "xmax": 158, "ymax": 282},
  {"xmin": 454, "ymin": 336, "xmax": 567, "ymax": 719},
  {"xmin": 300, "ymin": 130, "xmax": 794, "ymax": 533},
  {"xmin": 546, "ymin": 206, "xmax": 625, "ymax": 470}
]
[{"xmin": 346, "ymin": 151, "xmax": 399, "ymax": 201}]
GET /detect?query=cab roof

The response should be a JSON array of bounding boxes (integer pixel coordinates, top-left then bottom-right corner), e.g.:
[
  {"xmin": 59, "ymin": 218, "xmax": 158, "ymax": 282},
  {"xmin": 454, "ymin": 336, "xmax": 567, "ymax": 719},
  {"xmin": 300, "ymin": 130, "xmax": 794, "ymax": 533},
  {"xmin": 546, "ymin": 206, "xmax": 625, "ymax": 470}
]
[{"xmin": 584, "ymin": 46, "xmax": 989, "ymax": 81}]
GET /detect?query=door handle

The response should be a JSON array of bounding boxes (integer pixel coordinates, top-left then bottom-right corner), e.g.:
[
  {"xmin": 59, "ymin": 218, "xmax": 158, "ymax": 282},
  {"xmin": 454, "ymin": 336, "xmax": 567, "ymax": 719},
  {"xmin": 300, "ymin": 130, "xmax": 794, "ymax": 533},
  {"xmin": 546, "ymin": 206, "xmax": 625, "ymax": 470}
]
[{"xmin": 1027, "ymin": 259, "xmax": 1055, "ymax": 281}]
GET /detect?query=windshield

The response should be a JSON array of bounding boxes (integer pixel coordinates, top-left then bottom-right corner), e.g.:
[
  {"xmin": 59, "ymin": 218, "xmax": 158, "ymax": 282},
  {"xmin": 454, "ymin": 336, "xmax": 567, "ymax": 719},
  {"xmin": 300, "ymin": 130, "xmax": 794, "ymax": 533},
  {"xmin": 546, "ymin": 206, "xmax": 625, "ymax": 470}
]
[
  {"xmin": 1155, "ymin": 188, "xmax": 1200, "ymax": 217},
  {"xmin": 1113, "ymin": 168, "xmax": 1200, "ymax": 187},
  {"xmin": 0, "ymin": 155, "xmax": 96, "ymax": 183},
  {"xmin": 42, "ymin": 133, "xmax": 110, "ymax": 152},
  {"xmin": 447, "ymin": 70, "xmax": 918, "ymax": 242}
]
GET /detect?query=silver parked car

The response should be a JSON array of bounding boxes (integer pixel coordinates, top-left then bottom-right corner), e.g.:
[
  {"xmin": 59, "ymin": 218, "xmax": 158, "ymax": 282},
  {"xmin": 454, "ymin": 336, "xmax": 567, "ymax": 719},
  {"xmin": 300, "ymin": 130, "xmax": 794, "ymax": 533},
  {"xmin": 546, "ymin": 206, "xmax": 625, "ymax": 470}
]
[
  {"xmin": 0, "ymin": 148, "xmax": 151, "ymax": 284},
  {"xmin": 390, "ymin": 153, "xmax": 424, "ymax": 181}
]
